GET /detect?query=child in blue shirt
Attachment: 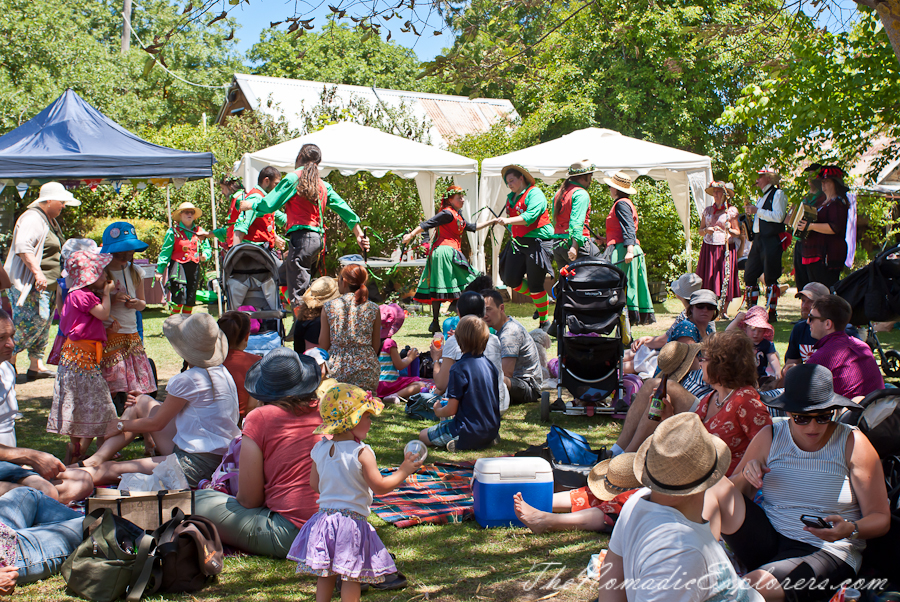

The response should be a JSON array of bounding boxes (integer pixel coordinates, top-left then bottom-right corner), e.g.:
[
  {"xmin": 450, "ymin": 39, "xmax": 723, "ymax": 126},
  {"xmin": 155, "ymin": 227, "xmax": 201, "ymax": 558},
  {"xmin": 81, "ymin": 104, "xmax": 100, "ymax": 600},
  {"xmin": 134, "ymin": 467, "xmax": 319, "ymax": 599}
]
[{"xmin": 419, "ymin": 315, "xmax": 500, "ymax": 452}]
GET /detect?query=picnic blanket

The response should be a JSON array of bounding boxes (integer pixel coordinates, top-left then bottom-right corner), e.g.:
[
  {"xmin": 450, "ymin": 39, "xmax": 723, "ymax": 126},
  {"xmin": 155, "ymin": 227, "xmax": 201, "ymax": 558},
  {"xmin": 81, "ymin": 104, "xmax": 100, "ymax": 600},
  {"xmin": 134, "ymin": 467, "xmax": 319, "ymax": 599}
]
[{"xmin": 372, "ymin": 461, "xmax": 475, "ymax": 528}]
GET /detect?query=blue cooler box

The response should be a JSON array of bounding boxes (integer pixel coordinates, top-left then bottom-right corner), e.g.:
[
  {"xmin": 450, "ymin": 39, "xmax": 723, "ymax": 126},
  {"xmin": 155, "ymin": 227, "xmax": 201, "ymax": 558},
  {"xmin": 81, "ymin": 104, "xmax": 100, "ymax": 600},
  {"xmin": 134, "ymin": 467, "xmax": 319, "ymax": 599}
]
[{"xmin": 473, "ymin": 457, "xmax": 553, "ymax": 528}]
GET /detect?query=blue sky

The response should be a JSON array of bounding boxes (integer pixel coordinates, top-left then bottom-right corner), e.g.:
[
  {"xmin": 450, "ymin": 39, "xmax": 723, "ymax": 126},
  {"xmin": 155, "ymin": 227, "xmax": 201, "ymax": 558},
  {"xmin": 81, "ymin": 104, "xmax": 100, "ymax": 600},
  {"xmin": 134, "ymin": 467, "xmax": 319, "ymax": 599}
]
[{"xmin": 228, "ymin": 0, "xmax": 863, "ymax": 65}]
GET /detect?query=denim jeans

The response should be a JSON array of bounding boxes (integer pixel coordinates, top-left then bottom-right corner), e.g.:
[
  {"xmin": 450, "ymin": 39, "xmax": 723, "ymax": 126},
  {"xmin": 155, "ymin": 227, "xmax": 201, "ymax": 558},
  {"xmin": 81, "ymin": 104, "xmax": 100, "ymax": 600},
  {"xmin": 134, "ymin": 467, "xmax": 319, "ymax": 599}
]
[{"xmin": 0, "ymin": 487, "xmax": 83, "ymax": 583}]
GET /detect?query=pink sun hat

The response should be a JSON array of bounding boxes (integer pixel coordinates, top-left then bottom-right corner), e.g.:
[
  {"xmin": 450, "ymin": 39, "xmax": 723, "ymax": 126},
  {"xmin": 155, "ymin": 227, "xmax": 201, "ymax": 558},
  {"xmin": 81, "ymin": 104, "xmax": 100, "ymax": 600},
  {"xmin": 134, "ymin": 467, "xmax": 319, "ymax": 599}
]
[
  {"xmin": 738, "ymin": 306, "xmax": 774, "ymax": 342},
  {"xmin": 66, "ymin": 250, "xmax": 112, "ymax": 292},
  {"xmin": 379, "ymin": 303, "xmax": 406, "ymax": 339}
]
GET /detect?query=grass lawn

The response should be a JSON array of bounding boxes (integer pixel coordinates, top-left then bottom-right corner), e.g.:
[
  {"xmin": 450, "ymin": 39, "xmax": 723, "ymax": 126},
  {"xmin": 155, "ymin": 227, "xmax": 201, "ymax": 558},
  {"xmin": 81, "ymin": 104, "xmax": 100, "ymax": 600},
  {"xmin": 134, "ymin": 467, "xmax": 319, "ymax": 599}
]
[{"xmin": 10, "ymin": 293, "xmax": 899, "ymax": 602}]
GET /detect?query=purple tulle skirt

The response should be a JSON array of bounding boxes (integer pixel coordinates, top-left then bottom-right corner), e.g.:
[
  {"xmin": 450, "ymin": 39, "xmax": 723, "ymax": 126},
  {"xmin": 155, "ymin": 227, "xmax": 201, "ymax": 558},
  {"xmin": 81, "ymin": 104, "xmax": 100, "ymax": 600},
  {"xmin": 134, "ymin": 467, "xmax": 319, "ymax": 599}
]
[
  {"xmin": 696, "ymin": 242, "xmax": 741, "ymax": 302},
  {"xmin": 287, "ymin": 508, "xmax": 396, "ymax": 584}
]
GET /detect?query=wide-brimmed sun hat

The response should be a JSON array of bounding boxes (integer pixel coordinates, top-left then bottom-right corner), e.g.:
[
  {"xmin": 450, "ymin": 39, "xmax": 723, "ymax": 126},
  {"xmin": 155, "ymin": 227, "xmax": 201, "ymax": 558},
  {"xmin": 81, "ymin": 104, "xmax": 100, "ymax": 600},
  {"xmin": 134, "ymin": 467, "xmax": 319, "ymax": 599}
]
[
  {"xmin": 28, "ymin": 182, "xmax": 80, "ymax": 208},
  {"xmin": 567, "ymin": 160, "xmax": 600, "ymax": 177},
  {"xmin": 690, "ymin": 289, "xmax": 718, "ymax": 307},
  {"xmin": 172, "ymin": 201, "xmax": 202, "ymax": 221},
  {"xmin": 603, "ymin": 171, "xmax": 637, "ymax": 195},
  {"xmin": 764, "ymin": 364, "xmax": 860, "ymax": 414},
  {"xmin": 301, "ymin": 277, "xmax": 340, "ymax": 310},
  {"xmin": 163, "ymin": 313, "xmax": 228, "ymax": 368},
  {"xmin": 101, "ymin": 221, "xmax": 149, "ymax": 254},
  {"xmin": 315, "ymin": 383, "xmax": 384, "ymax": 435},
  {"xmin": 587, "ymin": 452, "xmax": 641, "ymax": 501},
  {"xmin": 634, "ymin": 413, "xmax": 731, "ymax": 496},
  {"xmin": 379, "ymin": 303, "xmax": 406, "ymax": 339},
  {"xmin": 670, "ymin": 273, "xmax": 703, "ymax": 300},
  {"xmin": 737, "ymin": 306, "xmax": 774, "ymax": 342},
  {"xmin": 66, "ymin": 251, "xmax": 112, "ymax": 292},
  {"xmin": 657, "ymin": 341, "xmax": 701, "ymax": 383},
  {"xmin": 705, "ymin": 181, "xmax": 736, "ymax": 198},
  {"xmin": 501, "ymin": 164, "xmax": 536, "ymax": 187},
  {"xmin": 244, "ymin": 347, "xmax": 321, "ymax": 402},
  {"xmin": 795, "ymin": 282, "xmax": 830, "ymax": 301}
]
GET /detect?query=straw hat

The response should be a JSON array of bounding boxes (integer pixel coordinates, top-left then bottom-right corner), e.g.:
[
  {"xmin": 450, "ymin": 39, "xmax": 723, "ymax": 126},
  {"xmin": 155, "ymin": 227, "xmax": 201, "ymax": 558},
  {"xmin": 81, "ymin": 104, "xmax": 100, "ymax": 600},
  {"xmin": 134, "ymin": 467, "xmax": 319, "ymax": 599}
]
[
  {"xmin": 567, "ymin": 160, "xmax": 600, "ymax": 177},
  {"xmin": 756, "ymin": 167, "xmax": 782, "ymax": 184},
  {"xmin": 162, "ymin": 313, "xmax": 228, "ymax": 368},
  {"xmin": 764, "ymin": 364, "xmax": 860, "ymax": 414},
  {"xmin": 657, "ymin": 341, "xmax": 701, "ymax": 383},
  {"xmin": 704, "ymin": 181, "xmax": 735, "ymax": 198},
  {"xmin": 172, "ymin": 201, "xmax": 202, "ymax": 222},
  {"xmin": 379, "ymin": 303, "xmax": 406, "ymax": 339},
  {"xmin": 66, "ymin": 251, "xmax": 112, "ymax": 292},
  {"xmin": 634, "ymin": 413, "xmax": 731, "ymax": 496},
  {"xmin": 670, "ymin": 273, "xmax": 702, "ymax": 300},
  {"xmin": 738, "ymin": 306, "xmax": 774, "ymax": 342},
  {"xmin": 587, "ymin": 453, "xmax": 641, "ymax": 501},
  {"xmin": 301, "ymin": 277, "xmax": 339, "ymax": 311},
  {"xmin": 603, "ymin": 171, "xmax": 637, "ymax": 195},
  {"xmin": 244, "ymin": 348, "xmax": 321, "ymax": 402},
  {"xmin": 501, "ymin": 164, "xmax": 536, "ymax": 187},
  {"xmin": 28, "ymin": 182, "xmax": 80, "ymax": 208},
  {"xmin": 315, "ymin": 383, "xmax": 384, "ymax": 435}
]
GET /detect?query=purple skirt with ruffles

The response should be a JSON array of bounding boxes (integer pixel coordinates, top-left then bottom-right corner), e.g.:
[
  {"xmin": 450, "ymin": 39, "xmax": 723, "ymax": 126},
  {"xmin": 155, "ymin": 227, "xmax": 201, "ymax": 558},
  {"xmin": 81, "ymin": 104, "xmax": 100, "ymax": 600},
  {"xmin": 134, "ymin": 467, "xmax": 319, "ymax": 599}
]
[{"xmin": 287, "ymin": 508, "xmax": 396, "ymax": 584}]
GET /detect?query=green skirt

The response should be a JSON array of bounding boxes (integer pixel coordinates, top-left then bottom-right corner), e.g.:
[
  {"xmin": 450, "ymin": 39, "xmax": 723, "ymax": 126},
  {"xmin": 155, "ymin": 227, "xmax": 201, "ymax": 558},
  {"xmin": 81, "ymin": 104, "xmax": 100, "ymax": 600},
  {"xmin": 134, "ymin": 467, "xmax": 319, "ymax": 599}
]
[
  {"xmin": 414, "ymin": 245, "xmax": 477, "ymax": 304},
  {"xmin": 609, "ymin": 243, "xmax": 656, "ymax": 325}
]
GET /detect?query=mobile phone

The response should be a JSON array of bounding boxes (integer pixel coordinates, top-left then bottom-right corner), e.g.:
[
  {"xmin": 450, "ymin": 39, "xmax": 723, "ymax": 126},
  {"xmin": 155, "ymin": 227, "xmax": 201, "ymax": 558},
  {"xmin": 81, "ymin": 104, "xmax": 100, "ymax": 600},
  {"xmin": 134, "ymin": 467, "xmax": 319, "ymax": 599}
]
[{"xmin": 800, "ymin": 515, "xmax": 831, "ymax": 529}]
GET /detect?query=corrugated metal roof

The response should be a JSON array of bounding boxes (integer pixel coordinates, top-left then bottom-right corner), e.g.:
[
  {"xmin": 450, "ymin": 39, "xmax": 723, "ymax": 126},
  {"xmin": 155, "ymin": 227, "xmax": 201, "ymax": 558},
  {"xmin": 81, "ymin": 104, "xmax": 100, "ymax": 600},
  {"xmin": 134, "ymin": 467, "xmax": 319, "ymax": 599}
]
[{"xmin": 218, "ymin": 74, "xmax": 518, "ymax": 149}]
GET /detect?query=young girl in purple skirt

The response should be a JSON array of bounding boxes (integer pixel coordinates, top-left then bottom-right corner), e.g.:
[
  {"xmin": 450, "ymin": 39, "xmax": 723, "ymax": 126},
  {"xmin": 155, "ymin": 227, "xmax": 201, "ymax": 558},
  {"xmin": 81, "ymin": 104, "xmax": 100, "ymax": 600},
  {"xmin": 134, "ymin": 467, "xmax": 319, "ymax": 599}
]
[{"xmin": 288, "ymin": 383, "xmax": 422, "ymax": 601}]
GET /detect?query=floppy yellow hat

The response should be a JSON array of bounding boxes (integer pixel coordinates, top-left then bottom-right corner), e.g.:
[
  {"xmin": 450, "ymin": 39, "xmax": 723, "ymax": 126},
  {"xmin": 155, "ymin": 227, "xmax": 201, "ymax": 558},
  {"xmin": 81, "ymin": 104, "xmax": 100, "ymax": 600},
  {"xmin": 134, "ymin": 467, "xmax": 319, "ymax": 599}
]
[
  {"xmin": 315, "ymin": 383, "xmax": 384, "ymax": 435},
  {"xmin": 172, "ymin": 201, "xmax": 202, "ymax": 222}
]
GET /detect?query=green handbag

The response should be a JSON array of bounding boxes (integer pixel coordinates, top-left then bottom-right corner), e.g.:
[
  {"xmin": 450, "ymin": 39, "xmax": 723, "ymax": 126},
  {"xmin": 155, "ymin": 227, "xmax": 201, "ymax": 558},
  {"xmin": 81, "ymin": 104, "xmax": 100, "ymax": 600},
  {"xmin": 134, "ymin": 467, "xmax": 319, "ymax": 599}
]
[{"xmin": 60, "ymin": 509, "xmax": 158, "ymax": 602}]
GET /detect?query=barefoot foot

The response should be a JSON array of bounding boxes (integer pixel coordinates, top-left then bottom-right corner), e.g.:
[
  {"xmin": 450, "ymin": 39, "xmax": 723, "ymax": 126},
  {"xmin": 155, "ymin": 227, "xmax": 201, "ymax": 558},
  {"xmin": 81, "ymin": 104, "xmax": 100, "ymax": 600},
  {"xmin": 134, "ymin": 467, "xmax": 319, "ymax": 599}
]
[{"xmin": 513, "ymin": 492, "xmax": 555, "ymax": 535}]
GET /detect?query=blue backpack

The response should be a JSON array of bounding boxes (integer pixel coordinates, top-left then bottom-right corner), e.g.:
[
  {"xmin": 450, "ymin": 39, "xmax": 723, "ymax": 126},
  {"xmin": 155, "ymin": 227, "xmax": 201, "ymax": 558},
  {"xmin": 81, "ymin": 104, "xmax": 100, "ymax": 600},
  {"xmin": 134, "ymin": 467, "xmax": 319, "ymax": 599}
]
[{"xmin": 547, "ymin": 426, "xmax": 599, "ymax": 466}]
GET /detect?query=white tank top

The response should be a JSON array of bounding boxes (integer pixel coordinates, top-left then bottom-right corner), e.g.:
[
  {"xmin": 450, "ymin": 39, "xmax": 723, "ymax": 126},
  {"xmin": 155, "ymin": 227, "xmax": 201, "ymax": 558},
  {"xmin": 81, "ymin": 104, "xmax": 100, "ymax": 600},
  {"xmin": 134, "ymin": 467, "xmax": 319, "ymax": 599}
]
[
  {"xmin": 761, "ymin": 420, "xmax": 864, "ymax": 570},
  {"xmin": 104, "ymin": 266, "xmax": 138, "ymax": 334},
  {"xmin": 311, "ymin": 439, "xmax": 374, "ymax": 517}
]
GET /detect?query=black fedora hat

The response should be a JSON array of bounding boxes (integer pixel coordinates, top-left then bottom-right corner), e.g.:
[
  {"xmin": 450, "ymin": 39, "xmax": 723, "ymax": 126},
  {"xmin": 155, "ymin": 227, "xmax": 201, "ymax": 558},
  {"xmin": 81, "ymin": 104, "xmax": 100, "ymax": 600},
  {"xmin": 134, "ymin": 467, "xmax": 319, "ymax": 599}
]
[
  {"xmin": 764, "ymin": 364, "xmax": 860, "ymax": 413},
  {"xmin": 244, "ymin": 348, "xmax": 321, "ymax": 402}
]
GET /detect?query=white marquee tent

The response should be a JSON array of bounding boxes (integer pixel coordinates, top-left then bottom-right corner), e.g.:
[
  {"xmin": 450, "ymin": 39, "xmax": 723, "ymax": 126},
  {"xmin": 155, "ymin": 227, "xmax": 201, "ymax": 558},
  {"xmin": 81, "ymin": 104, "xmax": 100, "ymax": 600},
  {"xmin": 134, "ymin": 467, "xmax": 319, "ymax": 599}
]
[
  {"xmin": 478, "ymin": 128, "xmax": 715, "ymax": 280},
  {"xmin": 235, "ymin": 122, "xmax": 480, "ymax": 253}
]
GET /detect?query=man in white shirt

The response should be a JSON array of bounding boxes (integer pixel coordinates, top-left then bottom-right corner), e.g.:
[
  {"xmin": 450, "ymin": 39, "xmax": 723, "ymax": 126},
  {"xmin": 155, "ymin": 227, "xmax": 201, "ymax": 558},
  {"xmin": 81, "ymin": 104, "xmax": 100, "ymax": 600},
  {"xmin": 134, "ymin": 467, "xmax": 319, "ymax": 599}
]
[
  {"xmin": 743, "ymin": 168, "xmax": 787, "ymax": 323},
  {"xmin": 0, "ymin": 311, "xmax": 19, "ymax": 447},
  {"xmin": 598, "ymin": 413, "xmax": 763, "ymax": 602}
]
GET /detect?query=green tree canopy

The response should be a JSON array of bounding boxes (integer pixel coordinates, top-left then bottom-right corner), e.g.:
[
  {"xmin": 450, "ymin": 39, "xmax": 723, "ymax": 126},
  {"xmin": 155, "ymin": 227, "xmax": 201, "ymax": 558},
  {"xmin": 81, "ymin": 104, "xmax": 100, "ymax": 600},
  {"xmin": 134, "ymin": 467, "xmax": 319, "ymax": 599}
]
[
  {"xmin": 0, "ymin": 0, "xmax": 241, "ymax": 134},
  {"xmin": 248, "ymin": 22, "xmax": 430, "ymax": 91}
]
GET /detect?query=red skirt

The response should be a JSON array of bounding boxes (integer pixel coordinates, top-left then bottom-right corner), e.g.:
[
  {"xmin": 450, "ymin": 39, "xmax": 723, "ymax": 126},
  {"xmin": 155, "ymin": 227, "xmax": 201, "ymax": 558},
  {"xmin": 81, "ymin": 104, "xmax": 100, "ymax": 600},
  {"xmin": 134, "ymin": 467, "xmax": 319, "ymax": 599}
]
[{"xmin": 696, "ymin": 242, "xmax": 741, "ymax": 302}]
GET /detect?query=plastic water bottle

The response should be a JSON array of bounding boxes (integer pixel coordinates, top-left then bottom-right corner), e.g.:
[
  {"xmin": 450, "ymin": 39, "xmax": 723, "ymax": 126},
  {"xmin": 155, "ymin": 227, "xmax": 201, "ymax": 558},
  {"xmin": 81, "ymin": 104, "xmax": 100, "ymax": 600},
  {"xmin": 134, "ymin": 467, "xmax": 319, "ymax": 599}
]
[{"xmin": 404, "ymin": 440, "xmax": 427, "ymax": 463}]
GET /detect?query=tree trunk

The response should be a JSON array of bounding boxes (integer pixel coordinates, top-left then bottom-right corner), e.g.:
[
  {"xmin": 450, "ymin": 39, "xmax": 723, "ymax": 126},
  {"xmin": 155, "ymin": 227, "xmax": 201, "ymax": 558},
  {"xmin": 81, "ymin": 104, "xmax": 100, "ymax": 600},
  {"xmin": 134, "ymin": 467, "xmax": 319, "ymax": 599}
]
[{"xmin": 856, "ymin": 0, "xmax": 900, "ymax": 64}]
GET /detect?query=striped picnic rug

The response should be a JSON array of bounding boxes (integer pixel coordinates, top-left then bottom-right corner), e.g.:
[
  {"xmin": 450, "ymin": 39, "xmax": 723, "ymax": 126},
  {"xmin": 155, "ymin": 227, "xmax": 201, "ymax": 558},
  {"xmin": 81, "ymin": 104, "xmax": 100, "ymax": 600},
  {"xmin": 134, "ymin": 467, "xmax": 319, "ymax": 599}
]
[{"xmin": 372, "ymin": 461, "xmax": 475, "ymax": 528}]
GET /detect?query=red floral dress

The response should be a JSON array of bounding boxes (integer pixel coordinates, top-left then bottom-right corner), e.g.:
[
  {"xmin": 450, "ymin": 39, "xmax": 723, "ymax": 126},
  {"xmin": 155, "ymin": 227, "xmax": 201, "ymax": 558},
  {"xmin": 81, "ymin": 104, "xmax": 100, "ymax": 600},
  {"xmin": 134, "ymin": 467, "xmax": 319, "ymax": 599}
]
[{"xmin": 695, "ymin": 385, "xmax": 772, "ymax": 476}]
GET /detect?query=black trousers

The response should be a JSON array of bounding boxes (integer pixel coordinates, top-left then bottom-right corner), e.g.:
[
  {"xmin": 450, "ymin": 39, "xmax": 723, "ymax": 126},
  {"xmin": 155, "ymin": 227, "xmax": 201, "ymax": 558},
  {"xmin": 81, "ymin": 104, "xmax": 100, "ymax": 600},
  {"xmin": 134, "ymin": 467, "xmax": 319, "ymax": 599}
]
[
  {"xmin": 745, "ymin": 234, "xmax": 783, "ymax": 290},
  {"xmin": 286, "ymin": 230, "xmax": 324, "ymax": 306}
]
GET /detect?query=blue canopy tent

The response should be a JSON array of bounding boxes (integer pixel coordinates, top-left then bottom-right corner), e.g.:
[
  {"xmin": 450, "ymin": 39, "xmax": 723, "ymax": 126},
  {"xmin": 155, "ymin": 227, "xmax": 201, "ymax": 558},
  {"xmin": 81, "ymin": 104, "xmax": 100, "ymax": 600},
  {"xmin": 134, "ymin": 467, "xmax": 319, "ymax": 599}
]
[{"xmin": 0, "ymin": 89, "xmax": 222, "ymax": 310}]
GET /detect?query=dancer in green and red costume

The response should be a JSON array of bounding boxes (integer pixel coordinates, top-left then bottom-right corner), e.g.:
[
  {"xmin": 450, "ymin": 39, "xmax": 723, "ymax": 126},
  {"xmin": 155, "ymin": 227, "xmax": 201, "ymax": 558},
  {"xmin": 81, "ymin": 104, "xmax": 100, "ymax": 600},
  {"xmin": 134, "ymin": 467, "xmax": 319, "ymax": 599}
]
[
  {"xmin": 240, "ymin": 144, "xmax": 369, "ymax": 322},
  {"xmin": 155, "ymin": 202, "xmax": 212, "ymax": 314},
  {"xmin": 401, "ymin": 185, "xmax": 494, "ymax": 334},
  {"xmin": 491, "ymin": 165, "xmax": 555, "ymax": 332},
  {"xmin": 223, "ymin": 167, "xmax": 287, "ymax": 251}
]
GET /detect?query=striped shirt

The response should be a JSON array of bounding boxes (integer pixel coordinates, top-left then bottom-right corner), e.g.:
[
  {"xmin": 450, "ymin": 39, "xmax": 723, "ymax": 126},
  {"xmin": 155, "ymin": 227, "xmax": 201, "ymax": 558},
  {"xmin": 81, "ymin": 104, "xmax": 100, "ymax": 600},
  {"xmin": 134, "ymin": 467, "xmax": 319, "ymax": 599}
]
[
  {"xmin": 378, "ymin": 338, "xmax": 399, "ymax": 384},
  {"xmin": 807, "ymin": 331, "xmax": 884, "ymax": 399},
  {"xmin": 680, "ymin": 369, "xmax": 713, "ymax": 399},
  {"xmin": 761, "ymin": 420, "xmax": 864, "ymax": 570}
]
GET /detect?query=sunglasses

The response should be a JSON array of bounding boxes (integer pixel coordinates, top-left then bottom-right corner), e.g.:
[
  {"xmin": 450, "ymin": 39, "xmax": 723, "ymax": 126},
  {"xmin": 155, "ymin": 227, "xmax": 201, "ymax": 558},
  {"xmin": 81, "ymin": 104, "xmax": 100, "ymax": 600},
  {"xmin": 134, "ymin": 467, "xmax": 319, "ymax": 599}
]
[
  {"xmin": 693, "ymin": 303, "xmax": 717, "ymax": 311},
  {"xmin": 791, "ymin": 412, "xmax": 834, "ymax": 425},
  {"xmin": 807, "ymin": 314, "xmax": 826, "ymax": 323}
]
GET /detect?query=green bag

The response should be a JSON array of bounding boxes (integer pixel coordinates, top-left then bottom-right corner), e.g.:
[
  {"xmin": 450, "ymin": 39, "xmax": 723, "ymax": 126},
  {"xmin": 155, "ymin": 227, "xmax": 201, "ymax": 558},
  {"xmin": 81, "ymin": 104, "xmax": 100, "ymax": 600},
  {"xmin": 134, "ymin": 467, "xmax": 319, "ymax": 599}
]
[{"xmin": 60, "ymin": 509, "xmax": 158, "ymax": 602}]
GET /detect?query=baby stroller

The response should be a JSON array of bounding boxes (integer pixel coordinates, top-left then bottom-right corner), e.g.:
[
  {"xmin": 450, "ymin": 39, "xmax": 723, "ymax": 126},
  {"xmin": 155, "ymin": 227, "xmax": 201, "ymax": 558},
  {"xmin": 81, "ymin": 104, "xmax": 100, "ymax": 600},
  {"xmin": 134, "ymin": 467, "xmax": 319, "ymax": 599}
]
[
  {"xmin": 540, "ymin": 258, "xmax": 630, "ymax": 421},
  {"xmin": 221, "ymin": 243, "xmax": 286, "ymax": 357},
  {"xmin": 832, "ymin": 242, "xmax": 900, "ymax": 377}
]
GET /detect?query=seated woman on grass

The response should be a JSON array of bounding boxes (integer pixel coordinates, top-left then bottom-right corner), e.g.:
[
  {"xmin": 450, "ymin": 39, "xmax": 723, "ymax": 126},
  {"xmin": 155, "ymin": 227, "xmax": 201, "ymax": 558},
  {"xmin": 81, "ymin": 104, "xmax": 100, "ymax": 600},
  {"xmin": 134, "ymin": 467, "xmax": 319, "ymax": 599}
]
[
  {"xmin": 75, "ymin": 313, "xmax": 240, "ymax": 488},
  {"xmin": 195, "ymin": 348, "xmax": 322, "ymax": 558}
]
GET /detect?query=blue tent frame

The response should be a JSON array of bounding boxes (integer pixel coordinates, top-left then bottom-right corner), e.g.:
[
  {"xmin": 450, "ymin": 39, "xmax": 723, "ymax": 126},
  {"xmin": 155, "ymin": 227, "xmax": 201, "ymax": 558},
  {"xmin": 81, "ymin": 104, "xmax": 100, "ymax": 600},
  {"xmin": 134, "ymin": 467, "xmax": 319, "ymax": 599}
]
[{"xmin": 0, "ymin": 89, "xmax": 214, "ymax": 180}]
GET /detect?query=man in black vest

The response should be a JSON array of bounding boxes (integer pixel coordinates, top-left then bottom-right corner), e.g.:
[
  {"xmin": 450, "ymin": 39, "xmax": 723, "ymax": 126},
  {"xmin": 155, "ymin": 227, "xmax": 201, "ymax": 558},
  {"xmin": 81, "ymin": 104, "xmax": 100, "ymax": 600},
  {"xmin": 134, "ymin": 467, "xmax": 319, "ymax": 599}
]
[{"xmin": 743, "ymin": 167, "xmax": 787, "ymax": 322}]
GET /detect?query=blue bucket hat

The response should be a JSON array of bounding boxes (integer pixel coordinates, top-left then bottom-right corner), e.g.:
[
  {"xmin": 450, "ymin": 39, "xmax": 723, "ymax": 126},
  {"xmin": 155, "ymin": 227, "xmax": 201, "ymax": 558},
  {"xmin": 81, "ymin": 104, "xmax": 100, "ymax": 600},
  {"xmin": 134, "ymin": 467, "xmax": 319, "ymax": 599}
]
[{"xmin": 101, "ymin": 221, "xmax": 149, "ymax": 254}]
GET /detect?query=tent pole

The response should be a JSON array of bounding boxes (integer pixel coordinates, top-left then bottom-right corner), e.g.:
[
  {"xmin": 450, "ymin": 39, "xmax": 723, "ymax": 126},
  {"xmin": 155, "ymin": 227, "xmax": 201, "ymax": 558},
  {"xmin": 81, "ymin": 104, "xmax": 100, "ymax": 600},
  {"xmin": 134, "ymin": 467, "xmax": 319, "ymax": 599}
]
[
  {"xmin": 685, "ymin": 222, "xmax": 692, "ymax": 272},
  {"xmin": 166, "ymin": 186, "xmax": 172, "ymax": 228},
  {"xmin": 210, "ymin": 177, "xmax": 222, "ymax": 316}
]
